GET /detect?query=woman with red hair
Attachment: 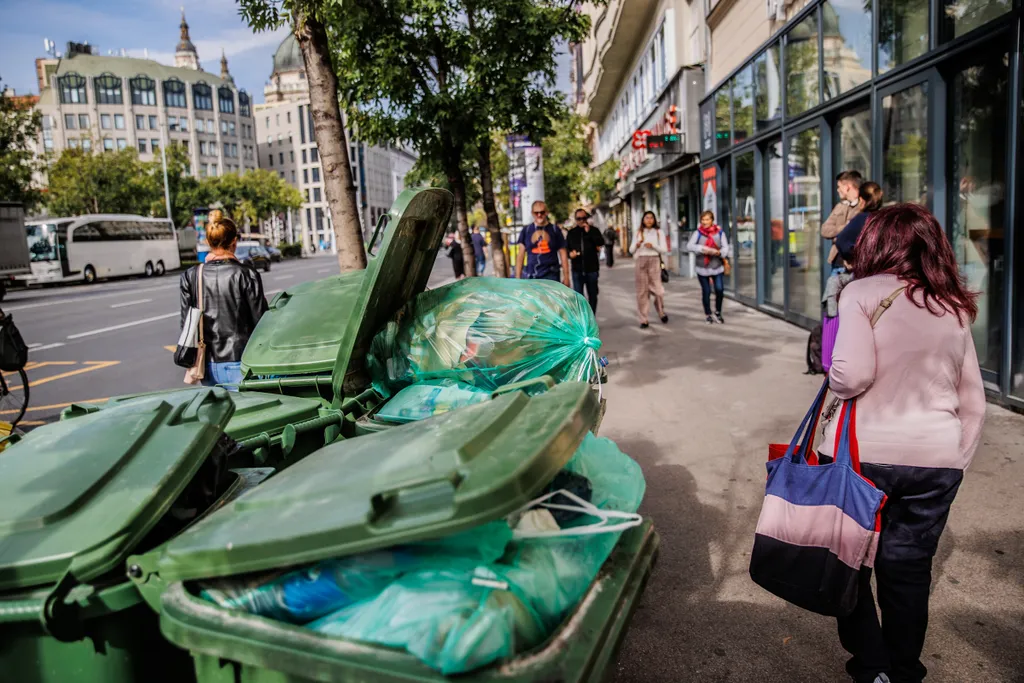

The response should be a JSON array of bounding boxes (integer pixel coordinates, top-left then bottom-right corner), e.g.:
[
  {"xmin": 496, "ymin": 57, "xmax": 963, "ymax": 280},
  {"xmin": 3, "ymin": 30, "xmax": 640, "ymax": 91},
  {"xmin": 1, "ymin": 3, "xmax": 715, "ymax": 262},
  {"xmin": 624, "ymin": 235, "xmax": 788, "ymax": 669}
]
[{"xmin": 819, "ymin": 203, "xmax": 986, "ymax": 683}]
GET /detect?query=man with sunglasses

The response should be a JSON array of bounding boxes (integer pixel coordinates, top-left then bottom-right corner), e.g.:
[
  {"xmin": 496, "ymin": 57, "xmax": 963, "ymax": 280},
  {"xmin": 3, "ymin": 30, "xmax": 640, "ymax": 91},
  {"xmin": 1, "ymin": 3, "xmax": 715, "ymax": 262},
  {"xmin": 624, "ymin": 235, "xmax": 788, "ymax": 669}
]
[
  {"xmin": 515, "ymin": 200, "xmax": 570, "ymax": 286},
  {"xmin": 567, "ymin": 209, "xmax": 605, "ymax": 312}
]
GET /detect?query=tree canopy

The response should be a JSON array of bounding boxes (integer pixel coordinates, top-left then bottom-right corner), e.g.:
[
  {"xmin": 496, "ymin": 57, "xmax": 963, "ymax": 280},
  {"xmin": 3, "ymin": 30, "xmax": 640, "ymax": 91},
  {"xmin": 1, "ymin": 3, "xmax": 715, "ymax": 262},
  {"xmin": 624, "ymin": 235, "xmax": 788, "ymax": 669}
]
[{"xmin": 0, "ymin": 84, "xmax": 43, "ymax": 209}]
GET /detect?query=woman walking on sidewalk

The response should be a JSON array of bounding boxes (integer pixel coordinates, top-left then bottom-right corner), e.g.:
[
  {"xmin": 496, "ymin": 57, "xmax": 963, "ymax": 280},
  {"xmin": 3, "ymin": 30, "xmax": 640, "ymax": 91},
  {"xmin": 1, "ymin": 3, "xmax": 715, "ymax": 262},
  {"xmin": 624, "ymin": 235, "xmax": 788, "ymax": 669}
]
[
  {"xmin": 687, "ymin": 210, "xmax": 732, "ymax": 324},
  {"xmin": 821, "ymin": 203, "xmax": 985, "ymax": 683},
  {"xmin": 631, "ymin": 211, "xmax": 668, "ymax": 329}
]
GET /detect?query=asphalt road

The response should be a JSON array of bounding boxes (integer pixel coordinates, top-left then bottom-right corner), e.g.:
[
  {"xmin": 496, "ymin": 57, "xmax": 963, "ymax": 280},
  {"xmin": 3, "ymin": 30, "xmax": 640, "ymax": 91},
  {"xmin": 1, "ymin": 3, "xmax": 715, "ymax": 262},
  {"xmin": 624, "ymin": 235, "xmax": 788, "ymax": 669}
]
[{"xmin": 3, "ymin": 253, "xmax": 455, "ymax": 429}]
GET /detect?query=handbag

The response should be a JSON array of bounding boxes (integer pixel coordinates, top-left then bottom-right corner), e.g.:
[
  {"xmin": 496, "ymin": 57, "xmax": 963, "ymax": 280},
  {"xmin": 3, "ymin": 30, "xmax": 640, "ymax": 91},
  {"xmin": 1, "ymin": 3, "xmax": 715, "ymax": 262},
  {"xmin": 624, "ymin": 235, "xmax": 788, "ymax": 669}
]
[
  {"xmin": 821, "ymin": 314, "xmax": 840, "ymax": 373},
  {"xmin": 722, "ymin": 257, "xmax": 732, "ymax": 277},
  {"xmin": 0, "ymin": 312, "xmax": 28, "ymax": 372},
  {"xmin": 659, "ymin": 257, "xmax": 669, "ymax": 283},
  {"xmin": 750, "ymin": 381, "xmax": 885, "ymax": 617},
  {"xmin": 175, "ymin": 264, "xmax": 206, "ymax": 384}
]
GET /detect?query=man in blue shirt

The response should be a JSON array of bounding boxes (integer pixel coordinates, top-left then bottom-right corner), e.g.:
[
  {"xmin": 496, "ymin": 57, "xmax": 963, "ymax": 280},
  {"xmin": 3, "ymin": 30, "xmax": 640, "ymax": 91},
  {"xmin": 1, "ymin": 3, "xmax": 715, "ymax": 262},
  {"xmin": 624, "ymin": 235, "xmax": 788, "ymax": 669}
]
[{"xmin": 514, "ymin": 201, "xmax": 569, "ymax": 285}]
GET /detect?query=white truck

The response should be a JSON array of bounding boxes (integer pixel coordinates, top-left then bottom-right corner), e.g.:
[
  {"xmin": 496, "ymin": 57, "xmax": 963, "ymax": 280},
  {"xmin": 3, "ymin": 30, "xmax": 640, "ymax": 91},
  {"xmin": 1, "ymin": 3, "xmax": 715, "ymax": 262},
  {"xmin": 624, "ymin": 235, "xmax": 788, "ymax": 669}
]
[{"xmin": 0, "ymin": 203, "xmax": 31, "ymax": 302}]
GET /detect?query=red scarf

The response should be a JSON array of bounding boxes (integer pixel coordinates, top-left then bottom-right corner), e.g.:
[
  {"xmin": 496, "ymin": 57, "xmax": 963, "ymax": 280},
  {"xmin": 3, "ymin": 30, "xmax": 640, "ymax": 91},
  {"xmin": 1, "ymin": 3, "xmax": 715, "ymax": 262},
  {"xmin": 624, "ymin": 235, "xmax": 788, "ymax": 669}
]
[{"xmin": 697, "ymin": 224, "xmax": 721, "ymax": 266}]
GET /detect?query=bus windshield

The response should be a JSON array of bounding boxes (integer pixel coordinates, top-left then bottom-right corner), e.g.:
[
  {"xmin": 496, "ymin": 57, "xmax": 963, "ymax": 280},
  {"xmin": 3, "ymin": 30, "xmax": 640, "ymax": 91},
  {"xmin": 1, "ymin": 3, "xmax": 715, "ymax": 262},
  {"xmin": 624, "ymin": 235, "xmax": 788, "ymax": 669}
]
[{"xmin": 26, "ymin": 223, "xmax": 64, "ymax": 262}]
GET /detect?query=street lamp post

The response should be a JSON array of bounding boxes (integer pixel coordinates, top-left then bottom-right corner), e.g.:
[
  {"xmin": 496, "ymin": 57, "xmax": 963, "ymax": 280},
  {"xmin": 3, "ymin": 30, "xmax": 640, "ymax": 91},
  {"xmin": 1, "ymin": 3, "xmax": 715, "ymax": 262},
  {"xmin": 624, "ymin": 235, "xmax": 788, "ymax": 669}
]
[{"xmin": 159, "ymin": 122, "xmax": 174, "ymax": 237}]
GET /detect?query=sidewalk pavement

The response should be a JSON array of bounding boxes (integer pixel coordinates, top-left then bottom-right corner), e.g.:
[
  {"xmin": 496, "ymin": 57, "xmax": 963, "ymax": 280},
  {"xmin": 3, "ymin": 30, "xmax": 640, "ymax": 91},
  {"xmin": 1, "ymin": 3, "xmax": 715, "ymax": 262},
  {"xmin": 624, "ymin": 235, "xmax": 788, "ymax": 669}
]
[{"xmin": 591, "ymin": 261, "xmax": 1024, "ymax": 683}]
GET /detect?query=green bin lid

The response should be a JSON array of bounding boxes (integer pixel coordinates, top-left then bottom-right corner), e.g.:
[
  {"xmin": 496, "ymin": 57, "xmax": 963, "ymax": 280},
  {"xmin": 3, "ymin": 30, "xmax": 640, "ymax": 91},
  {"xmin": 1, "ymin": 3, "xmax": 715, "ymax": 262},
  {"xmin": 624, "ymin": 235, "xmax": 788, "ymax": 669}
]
[
  {"xmin": 136, "ymin": 381, "xmax": 598, "ymax": 583},
  {"xmin": 0, "ymin": 388, "xmax": 234, "ymax": 592},
  {"xmin": 240, "ymin": 188, "xmax": 453, "ymax": 401}
]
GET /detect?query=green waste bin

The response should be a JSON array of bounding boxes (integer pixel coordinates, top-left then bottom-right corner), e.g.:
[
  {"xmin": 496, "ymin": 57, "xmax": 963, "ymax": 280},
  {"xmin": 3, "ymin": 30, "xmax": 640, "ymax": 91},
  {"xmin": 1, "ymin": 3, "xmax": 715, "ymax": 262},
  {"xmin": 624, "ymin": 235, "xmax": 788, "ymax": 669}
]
[
  {"xmin": 124, "ymin": 381, "xmax": 659, "ymax": 682},
  {"xmin": 0, "ymin": 388, "xmax": 239, "ymax": 683}
]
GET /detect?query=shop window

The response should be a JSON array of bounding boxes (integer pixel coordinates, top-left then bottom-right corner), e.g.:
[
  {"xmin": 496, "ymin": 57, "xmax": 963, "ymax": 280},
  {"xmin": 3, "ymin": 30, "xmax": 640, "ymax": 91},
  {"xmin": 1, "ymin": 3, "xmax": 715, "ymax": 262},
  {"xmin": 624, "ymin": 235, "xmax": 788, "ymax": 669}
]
[
  {"xmin": 882, "ymin": 83, "xmax": 929, "ymax": 204},
  {"xmin": 714, "ymin": 86, "xmax": 731, "ymax": 152},
  {"xmin": 944, "ymin": 0, "xmax": 1011, "ymax": 39},
  {"xmin": 94, "ymin": 73, "xmax": 123, "ymax": 105},
  {"xmin": 786, "ymin": 13, "xmax": 820, "ymax": 118},
  {"xmin": 950, "ymin": 51, "xmax": 1009, "ymax": 376},
  {"xmin": 836, "ymin": 108, "xmax": 872, "ymax": 178},
  {"xmin": 755, "ymin": 45, "xmax": 782, "ymax": 131},
  {"xmin": 734, "ymin": 151, "xmax": 757, "ymax": 299},
  {"xmin": 732, "ymin": 66, "xmax": 754, "ymax": 143},
  {"xmin": 879, "ymin": 0, "xmax": 929, "ymax": 73},
  {"xmin": 822, "ymin": 0, "xmax": 872, "ymax": 99},
  {"xmin": 764, "ymin": 140, "xmax": 786, "ymax": 307},
  {"xmin": 786, "ymin": 127, "xmax": 822, "ymax": 321}
]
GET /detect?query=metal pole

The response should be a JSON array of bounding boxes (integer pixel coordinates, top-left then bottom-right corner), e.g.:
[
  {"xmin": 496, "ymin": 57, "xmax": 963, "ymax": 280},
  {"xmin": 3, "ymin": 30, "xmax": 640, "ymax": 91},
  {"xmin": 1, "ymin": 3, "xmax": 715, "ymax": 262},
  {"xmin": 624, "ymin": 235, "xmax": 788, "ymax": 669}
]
[{"xmin": 160, "ymin": 122, "xmax": 173, "ymax": 233}]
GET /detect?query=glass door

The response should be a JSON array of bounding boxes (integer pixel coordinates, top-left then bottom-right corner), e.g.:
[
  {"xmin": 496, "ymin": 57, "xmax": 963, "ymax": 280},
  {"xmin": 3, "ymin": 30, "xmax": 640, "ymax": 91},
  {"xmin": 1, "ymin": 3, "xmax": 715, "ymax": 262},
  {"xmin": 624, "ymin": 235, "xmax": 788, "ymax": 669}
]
[
  {"xmin": 734, "ymin": 150, "xmax": 757, "ymax": 300},
  {"xmin": 879, "ymin": 75, "xmax": 931, "ymax": 206},
  {"xmin": 786, "ymin": 125, "xmax": 823, "ymax": 322},
  {"xmin": 762, "ymin": 138, "xmax": 785, "ymax": 308}
]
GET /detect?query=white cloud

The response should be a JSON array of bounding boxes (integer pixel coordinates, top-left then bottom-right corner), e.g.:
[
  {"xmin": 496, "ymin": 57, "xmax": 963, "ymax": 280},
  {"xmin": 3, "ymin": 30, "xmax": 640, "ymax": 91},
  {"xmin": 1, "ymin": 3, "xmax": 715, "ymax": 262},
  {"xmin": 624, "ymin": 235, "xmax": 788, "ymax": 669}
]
[{"xmin": 126, "ymin": 25, "xmax": 287, "ymax": 64}]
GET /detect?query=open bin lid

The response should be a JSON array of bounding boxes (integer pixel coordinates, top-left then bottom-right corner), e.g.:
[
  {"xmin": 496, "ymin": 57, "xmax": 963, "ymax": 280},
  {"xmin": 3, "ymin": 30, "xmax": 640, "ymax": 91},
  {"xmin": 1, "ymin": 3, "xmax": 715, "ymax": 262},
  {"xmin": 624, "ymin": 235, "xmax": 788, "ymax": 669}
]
[
  {"xmin": 240, "ymin": 188, "xmax": 453, "ymax": 402},
  {"xmin": 132, "ymin": 381, "xmax": 599, "ymax": 584},
  {"xmin": 0, "ymin": 388, "xmax": 234, "ymax": 593}
]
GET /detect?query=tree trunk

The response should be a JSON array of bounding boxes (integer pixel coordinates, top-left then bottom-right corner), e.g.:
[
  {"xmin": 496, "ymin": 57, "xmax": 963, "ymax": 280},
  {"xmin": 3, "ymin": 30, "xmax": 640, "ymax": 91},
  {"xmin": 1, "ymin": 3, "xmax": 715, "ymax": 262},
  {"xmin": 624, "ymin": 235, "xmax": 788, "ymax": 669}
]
[
  {"xmin": 294, "ymin": 12, "xmax": 366, "ymax": 272},
  {"xmin": 443, "ymin": 148, "xmax": 477, "ymax": 276},
  {"xmin": 477, "ymin": 141, "xmax": 507, "ymax": 277}
]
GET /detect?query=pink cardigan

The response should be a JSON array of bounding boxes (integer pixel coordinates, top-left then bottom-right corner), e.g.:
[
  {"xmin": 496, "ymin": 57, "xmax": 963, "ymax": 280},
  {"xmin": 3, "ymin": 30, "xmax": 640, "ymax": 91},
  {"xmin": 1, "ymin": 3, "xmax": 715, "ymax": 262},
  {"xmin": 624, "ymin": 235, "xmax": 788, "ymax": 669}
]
[{"xmin": 819, "ymin": 274, "xmax": 986, "ymax": 470}]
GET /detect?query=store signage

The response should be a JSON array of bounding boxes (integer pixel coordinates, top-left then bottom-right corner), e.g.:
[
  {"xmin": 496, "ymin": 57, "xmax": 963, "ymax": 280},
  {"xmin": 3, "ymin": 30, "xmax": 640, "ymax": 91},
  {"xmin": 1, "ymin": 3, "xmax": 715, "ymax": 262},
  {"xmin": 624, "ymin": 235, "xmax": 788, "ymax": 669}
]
[
  {"xmin": 647, "ymin": 133, "xmax": 682, "ymax": 154},
  {"xmin": 699, "ymin": 99, "xmax": 714, "ymax": 153},
  {"xmin": 619, "ymin": 105, "xmax": 681, "ymax": 179}
]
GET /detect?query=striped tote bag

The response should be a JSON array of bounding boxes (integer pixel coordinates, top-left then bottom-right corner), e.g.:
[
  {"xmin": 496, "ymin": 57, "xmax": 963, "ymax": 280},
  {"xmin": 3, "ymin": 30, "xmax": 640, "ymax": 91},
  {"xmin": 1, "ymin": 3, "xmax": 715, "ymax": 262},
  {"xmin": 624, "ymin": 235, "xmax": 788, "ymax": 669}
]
[{"xmin": 749, "ymin": 380, "xmax": 886, "ymax": 617}]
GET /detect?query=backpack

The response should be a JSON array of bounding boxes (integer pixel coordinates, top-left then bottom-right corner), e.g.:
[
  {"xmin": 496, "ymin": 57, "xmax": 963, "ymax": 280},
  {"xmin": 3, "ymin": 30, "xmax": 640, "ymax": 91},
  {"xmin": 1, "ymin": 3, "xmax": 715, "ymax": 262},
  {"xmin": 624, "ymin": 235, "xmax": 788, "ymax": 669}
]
[
  {"xmin": 805, "ymin": 323, "xmax": 825, "ymax": 375},
  {"xmin": 0, "ymin": 313, "xmax": 28, "ymax": 372}
]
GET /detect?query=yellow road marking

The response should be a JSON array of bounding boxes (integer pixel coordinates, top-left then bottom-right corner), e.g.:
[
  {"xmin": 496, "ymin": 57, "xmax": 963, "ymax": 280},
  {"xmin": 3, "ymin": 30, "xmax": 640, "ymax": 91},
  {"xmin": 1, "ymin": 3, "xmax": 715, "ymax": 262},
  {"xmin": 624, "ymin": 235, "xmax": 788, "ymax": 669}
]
[
  {"xmin": 16, "ymin": 420, "xmax": 46, "ymax": 426},
  {"xmin": 5, "ymin": 361, "xmax": 121, "ymax": 391},
  {"xmin": 0, "ymin": 397, "xmax": 109, "ymax": 416},
  {"xmin": 3, "ymin": 361, "xmax": 77, "ymax": 378}
]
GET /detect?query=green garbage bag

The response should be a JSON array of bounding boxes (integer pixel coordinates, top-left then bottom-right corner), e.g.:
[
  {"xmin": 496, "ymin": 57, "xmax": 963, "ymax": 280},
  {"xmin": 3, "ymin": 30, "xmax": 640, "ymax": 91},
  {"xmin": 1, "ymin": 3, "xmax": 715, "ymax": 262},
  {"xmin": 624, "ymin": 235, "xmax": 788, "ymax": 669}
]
[
  {"xmin": 367, "ymin": 278, "xmax": 601, "ymax": 397},
  {"xmin": 375, "ymin": 379, "xmax": 490, "ymax": 424},
  {"xmin": 310, "ymin": 434, "xmax": 645, "ymax": 674},
  {"xmin": 199, "ymin": 521, "xmax": 513, "ymax": 624}
]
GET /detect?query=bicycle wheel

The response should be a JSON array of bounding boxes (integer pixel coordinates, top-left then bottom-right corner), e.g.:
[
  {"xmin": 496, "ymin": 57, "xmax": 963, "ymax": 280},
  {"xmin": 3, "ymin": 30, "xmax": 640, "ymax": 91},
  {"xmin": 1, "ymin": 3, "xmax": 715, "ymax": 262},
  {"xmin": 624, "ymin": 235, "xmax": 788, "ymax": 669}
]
[{"xmin": 0, "ymin": 367, "xmax": 29, "ymax": 430}]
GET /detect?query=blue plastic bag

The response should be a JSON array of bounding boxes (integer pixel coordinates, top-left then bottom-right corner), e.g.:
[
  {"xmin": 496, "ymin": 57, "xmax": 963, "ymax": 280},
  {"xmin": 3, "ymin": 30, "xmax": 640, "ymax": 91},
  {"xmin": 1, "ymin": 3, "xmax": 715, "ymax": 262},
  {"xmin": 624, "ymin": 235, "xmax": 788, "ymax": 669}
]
[
  {"xmin": 375, "ymin": 380, "xmax": 490, "ymax": 424},
  {"xmin": 310, "ymin": 434, "xmax": 645, "ymax": 674}
]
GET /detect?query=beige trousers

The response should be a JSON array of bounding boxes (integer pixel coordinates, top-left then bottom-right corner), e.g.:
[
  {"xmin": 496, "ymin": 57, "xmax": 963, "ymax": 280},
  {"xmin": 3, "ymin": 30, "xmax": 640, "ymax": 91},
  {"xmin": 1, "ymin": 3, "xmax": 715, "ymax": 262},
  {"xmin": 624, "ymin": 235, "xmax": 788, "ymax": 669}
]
[{"xmin": 635, "ymin": 255, "xmax": 666, "ymax": 324}]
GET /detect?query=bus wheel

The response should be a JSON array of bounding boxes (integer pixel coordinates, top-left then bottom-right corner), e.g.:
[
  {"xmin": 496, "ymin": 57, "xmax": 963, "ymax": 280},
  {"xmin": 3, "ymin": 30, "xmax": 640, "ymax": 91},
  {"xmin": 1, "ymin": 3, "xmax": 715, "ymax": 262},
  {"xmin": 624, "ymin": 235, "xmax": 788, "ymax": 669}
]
[
  {"xmin": 84, "ymin": 265, "xmax": 97, "ymax": 284},
  {"xmin": 144, "ymin": 261, "xmax": 154, "ymax": 277},
  {"xmin": 154, "ymin": 260, "xmax": 165, "ymax": 276}
]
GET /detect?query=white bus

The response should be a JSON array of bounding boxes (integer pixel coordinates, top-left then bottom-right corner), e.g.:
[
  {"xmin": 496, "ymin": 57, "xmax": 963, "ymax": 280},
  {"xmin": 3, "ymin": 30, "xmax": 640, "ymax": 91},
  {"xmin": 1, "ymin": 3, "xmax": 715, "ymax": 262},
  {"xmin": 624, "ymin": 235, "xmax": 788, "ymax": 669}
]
[{"xmin": 22, "ymin": 214, "xmax": 181, "ymax": 285}]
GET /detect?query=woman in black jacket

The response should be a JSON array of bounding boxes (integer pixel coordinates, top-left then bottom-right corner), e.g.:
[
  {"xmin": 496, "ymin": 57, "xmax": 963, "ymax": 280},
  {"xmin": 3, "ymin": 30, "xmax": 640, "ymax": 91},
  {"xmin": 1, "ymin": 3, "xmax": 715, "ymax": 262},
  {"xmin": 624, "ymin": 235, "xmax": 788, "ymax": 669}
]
[{"xmin": 179, "ymin": 210, "xmax": 269, "ymax": 388}]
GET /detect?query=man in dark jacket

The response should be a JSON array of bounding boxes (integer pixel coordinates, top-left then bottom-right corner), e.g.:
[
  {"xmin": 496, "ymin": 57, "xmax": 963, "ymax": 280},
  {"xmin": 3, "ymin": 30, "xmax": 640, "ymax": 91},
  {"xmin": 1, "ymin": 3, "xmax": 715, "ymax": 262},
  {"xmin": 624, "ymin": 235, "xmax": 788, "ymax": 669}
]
[
  {"xmin": 603, "ymin": 226, "xmax": 618, "ymax": 267},
  {"xmin": 567, "ymin": 209, "xmax": 605, "ymax": 312}
]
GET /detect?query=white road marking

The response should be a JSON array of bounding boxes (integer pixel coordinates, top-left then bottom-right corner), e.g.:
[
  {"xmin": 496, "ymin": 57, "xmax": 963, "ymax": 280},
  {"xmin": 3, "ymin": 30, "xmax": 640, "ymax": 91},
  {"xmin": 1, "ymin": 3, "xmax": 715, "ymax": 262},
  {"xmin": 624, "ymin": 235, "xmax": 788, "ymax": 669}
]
[
  {"xmin": 66, "ymin": 313, "xmax": 178, "ymax": 340},
  {"xmin": 109, "ymin": 298, "xmax": 153, "ymax": 309},
  {"xmin": 316, "ymin": 267, "xmax": 333, "ymax": 273},
  {"xmin": 28, "ymin": 342, "xmax": 66, "ymax": 352},
  {"xmin": 273, "ymin": 274, "xmax": 294, "ymax": 280},
  {"xmin": 4, "ymin": 284, "xmax": 176, "ymax": 312}
]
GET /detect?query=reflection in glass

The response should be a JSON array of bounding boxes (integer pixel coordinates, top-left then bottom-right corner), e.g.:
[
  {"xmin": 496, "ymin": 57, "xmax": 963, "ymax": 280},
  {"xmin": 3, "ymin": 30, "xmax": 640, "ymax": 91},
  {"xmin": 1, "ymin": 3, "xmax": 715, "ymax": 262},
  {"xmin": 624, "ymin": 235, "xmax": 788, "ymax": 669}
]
[
  {"xmin": 837, "ymin": 109, "xmax": 872, "ymax": 178},
  {"xmin": 879, "ymin": 0, "xmax": 929, "ymax": 73},
  {"xmin": 734, "ymin": 152, "xmax": 757, "ymax": 299},
  {"xmin": 718, "ymin": 159, "xmax": 732, "ymax": 293},
  {"xmin": 951, "ymin": 52, "xmax": 1008, "ymax": 375},
  {"xmin": 733, "ymin": 67, "xmax": 754, "ymax": 143},
  {"xmin": 945, "ymin": 0, "xmax": 1011, "ymax": 40},
  {"xmin": 787, "ymin": 128, "xmax": 822, "ymax": 321},
  {"xmin": 786, "ymin": 14, "xmax": 820, "ymax": 118},
  {"xmin": 823, "ymin": 0, "xmax": 872, "ymax": 99},
  {"xmin": 882, "ymin": 83, "xmax": 929, "ymax": 204},
  {"xmin": 765, "ymin": 140, "xmax": 785, "ymax": 307},
  {"xmin": 715, "ymin": 86, "xmax": 731, "ymax": 151},
  {"xmin": 755, "ymin": 45, "xmax": 782, "ymax": 130},
  {"xmin": 1016, "ymin": 89, "xmax": 1024, "ymax": 399}
]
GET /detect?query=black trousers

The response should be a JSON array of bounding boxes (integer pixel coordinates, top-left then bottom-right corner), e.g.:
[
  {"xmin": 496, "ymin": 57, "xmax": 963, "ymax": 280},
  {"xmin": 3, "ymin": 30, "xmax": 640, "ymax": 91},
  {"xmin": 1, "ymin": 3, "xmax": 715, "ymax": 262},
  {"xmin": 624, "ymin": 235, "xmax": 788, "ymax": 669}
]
[
  {"xmin": 698, "ymin": 273, "xmax": 724, "ymax": 315},
  {"xmin": 572, "ymin": 270, "xmax": 599, "ymax": 312},
  {"xmin": 836, "ymin": 463, "xmax": 963, "ymax": 683}
]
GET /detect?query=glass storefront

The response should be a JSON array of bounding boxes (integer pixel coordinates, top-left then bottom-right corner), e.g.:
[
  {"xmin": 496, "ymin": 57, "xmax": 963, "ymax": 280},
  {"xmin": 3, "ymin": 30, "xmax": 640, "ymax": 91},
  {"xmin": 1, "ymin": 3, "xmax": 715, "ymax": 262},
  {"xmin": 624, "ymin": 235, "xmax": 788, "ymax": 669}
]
[
  {"xmin": 882, "ymin": 83, "xmax": 929, "ymax": 204},
  {"xmin": 949, "ymin": 49, "xmax": 1009, "ymax": 377},
  {"xmin": 787, "ymin": 128, "xmax": 823, "ymax": 321},
  {"xmin": 700, "ymin": 0, "xmax": 1022, "ymax": 406},
  {"xmin": 734, "ymin": 151, "xmax": 757, "ymax": 298}
]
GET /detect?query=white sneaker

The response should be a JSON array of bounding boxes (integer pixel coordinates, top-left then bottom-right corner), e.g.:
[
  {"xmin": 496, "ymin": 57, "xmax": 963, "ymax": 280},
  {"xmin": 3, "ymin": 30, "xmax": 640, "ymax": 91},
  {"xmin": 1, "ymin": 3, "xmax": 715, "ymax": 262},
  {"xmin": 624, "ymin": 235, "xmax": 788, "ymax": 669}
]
[{"xmin": 873, "ymin": 675, "xmax": 891, "ymax": 683}]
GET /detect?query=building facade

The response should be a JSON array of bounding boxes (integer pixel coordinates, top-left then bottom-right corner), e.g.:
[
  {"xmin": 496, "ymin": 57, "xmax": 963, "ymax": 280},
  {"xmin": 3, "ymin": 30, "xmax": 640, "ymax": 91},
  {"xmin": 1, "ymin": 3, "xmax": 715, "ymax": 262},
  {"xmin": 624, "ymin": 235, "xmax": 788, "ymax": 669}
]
[
  {"xmin": 255, "ymin": 36, "xmax": 417, "ymax": 253},
  {"xmin": 576, "ymin": 0, "xmax": 708, "ymax": 271},
  {"xmin": 699, "ymin": 0, "xmax": 1023, "ymax": 406},
  {"xmin": 34, "ymin": 15, "xmax": 257, "ymax": 181}
]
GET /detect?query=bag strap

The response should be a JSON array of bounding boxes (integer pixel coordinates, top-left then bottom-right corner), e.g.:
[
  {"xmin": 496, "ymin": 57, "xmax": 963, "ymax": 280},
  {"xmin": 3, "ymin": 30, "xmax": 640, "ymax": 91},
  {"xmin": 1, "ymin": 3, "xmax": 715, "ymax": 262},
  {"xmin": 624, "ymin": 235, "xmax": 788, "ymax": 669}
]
[
  {"xmin": 870, "ymin": 286, "xmax": 904, "ymax": 327},
  {"xmin": 196, "ymin": 264, "xmax": 205, "ymax": 347},
  {"xmin": 784, "ymin": 379, "xmax": 830, "ymax": 464}
]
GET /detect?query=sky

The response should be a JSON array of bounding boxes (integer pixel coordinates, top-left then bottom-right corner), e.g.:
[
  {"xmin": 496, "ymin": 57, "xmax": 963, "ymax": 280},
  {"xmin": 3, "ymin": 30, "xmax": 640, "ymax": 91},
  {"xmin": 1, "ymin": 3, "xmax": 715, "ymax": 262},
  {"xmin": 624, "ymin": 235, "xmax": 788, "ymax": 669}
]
[{"xmin": 0, "ymin": 0, "xmax": 572, "ymax": 104}]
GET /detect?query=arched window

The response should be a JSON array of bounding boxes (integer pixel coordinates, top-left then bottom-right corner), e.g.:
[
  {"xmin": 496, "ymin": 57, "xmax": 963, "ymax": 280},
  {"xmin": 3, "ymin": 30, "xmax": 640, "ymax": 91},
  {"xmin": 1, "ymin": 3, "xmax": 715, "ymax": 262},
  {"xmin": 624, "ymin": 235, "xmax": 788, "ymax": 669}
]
[
  {"xmin": 193, "ymin": 82, "xmax": 213, "ymax": 111},
  {"xmin": 238, "ymin": 90, "xmax": 251, "ymax": 117},
  {"xmin": 57, "ymin": 73, "xmax": 87, "ymax": 104},
  {"xmin": 218, "ymin": 86, "xmax": 235, "ymax": 114},
  {"xmin": 129, "ymin": 75, "xmax": 156, "ymax": 106},
  {"xmin": 94, "ymin": 73, "xmax": 123, "ymax": 105},
  {"xmin": 163, "ymin": 78, "xmax": 187, "ymax": 108}
]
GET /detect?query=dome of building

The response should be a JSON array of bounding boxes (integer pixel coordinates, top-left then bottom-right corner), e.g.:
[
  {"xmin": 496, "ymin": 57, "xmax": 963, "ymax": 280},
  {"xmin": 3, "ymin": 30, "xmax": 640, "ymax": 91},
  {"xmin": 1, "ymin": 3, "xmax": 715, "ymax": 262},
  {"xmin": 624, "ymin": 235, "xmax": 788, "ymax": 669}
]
[{"xmin": 272, "ymin": 34, "xmax": 303, "ymax": 75}]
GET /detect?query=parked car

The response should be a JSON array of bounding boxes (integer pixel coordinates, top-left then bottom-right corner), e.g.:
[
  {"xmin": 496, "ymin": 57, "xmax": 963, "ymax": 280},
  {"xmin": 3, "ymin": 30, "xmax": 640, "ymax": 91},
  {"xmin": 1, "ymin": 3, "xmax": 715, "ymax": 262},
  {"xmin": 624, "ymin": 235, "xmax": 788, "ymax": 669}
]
[
  {"xmin": 237, "ymin": 245, "xmax": 271, "ymax": 272},
  {"xmin": 266, "ymin": 246, "xmax": 282, "ymax": 262}
]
